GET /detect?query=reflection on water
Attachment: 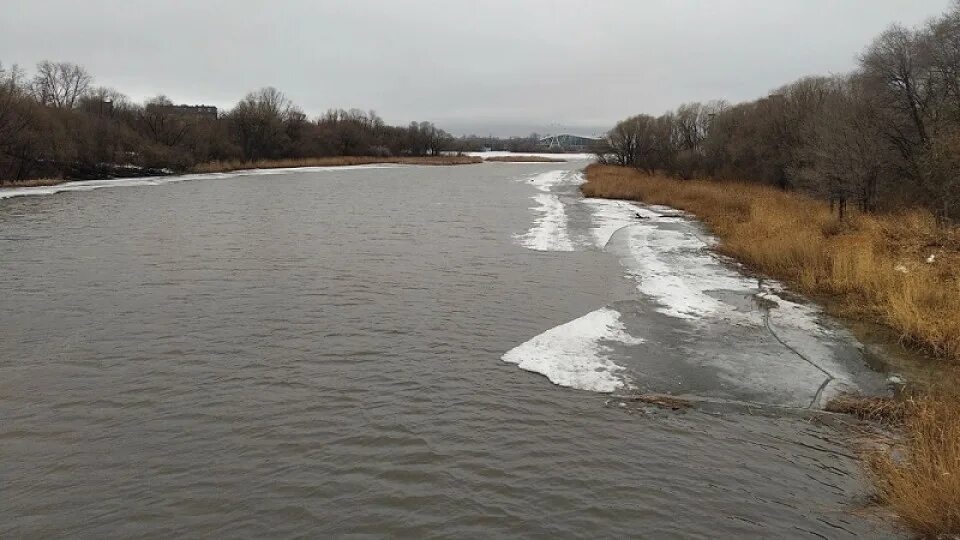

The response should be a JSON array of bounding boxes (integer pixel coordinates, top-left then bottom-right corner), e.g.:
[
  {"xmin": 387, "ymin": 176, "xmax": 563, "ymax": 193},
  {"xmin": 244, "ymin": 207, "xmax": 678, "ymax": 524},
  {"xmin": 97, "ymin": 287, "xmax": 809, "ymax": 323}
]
[{"xmin": 0, "ymin": 163, "xmax": 896, "ymax": 537}]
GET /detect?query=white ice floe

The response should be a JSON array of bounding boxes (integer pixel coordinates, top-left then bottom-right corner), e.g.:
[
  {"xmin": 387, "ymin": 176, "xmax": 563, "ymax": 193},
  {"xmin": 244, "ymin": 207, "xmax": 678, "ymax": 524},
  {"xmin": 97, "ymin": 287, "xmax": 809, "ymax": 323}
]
[
  {"xmin": 514, "ymin": 170, "xmax": 584, "ymax": 252},
  {"xmin": 502, "ymin": 308, "xmax": 644, "ymax": 393},
  {"xmin": 516, "ymin": 193, "xmax": 575, "ymax": 251}
]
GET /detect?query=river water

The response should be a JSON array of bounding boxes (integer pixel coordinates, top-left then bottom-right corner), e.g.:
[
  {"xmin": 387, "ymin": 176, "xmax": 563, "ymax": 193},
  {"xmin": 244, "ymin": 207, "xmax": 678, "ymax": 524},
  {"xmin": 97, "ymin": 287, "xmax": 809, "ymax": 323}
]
[{"xmin": 1, "ymin": 161, "xmax": 898, "ymax": 538}]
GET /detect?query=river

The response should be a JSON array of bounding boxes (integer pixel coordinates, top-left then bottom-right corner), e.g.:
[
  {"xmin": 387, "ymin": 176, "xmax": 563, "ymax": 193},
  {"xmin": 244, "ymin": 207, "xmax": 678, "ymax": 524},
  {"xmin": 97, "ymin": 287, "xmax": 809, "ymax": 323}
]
[{"xmin": 0, "ymin": 161, "xmax": 898, "ymax": 537}]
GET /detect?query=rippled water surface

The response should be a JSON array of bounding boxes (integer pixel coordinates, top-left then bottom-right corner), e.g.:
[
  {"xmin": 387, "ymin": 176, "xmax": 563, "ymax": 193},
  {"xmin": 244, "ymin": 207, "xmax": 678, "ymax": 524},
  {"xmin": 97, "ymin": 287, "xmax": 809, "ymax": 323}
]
[{"xmin": 1, "ymin": 163, "xmax": 897, "ymax": 538}]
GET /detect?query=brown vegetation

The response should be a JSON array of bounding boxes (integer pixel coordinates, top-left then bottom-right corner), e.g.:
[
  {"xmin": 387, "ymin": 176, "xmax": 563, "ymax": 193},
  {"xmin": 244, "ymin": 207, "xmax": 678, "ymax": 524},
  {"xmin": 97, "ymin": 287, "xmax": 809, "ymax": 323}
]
[
  {"xmin": 869, "ymin": 394, "xmax": 960, "ymax": 536},
  {"xmin": 825, "ymin": 394, "xmax": 908, "ymax": 423},
  {"xmin": 191, "ymin": 155, "xmax": 481, "ymax": 174},
  {"xmin": 483, "ymin": 155, "xmax": 566, "ymax": 163},
  {"xmin": 583, "ymin": 164, "xmax": 960, "ymax": 535}
]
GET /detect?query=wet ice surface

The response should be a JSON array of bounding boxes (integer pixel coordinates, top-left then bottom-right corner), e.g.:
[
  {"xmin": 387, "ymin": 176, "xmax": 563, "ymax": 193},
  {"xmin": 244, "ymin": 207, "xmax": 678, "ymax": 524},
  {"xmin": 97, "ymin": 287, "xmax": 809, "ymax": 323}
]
[{"xmin": 509, "ymin": 169, "xmax": 887, "ymax": 409}]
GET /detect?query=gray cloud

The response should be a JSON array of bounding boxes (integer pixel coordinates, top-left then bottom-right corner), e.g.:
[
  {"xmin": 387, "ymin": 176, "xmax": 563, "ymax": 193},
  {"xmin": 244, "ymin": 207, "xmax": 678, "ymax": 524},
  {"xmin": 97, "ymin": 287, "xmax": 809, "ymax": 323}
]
[{"xmin": 0, "ymin": 0, "xmax": 951, "ymax": 135}]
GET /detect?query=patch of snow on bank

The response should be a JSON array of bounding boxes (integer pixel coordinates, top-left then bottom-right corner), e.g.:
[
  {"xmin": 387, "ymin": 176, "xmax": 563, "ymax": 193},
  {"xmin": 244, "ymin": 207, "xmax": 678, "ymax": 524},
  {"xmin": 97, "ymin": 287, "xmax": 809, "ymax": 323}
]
[{"xmin": 502, "ymin": 308, "xmax": 643, "ymax": 393}]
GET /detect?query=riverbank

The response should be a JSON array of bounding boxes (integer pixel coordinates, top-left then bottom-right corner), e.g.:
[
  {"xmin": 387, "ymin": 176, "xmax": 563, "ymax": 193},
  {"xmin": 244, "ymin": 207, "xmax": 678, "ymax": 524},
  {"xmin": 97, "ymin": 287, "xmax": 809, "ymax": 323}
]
[
  {"xmin": 191, "ymin": 155, "xmax": 482, "ymax": 174},
  {"xmin": 581, "ymin": 164, "xmax": 960, "ymax": 536},
  {"xmin": 0, "ymin": 156, "xmax": 484, "ymax": 191}
]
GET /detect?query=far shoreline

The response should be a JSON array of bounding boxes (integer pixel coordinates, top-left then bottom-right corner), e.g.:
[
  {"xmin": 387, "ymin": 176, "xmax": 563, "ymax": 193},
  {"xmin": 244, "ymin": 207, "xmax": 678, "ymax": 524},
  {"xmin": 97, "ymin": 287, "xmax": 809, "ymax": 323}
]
[
  {"xmin": 0, "ymin": 155, "xmax": 482, "ymax": 190},
  {"xmin": 0, "ymin": 153, "xmax": 596, "ymax": 191}
]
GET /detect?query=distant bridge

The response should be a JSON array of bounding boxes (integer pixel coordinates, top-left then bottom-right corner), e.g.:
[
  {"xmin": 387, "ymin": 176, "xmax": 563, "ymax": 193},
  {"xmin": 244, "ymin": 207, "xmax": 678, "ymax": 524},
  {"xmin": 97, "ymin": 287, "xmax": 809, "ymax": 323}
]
[{"xmin": 539, "ymin": 133, "xmax": 602, "ymax": 152}]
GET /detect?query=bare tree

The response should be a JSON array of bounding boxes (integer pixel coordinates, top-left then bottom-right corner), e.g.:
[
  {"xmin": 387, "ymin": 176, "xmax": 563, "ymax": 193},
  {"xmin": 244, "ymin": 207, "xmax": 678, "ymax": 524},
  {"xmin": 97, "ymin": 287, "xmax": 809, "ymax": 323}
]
[
  {"xmin": 141, "ymin": 96, "xmax": 189, "ymax": 147},
  {"xmin": 31, "ymin": 61, "xmax": 92, "ymax": 109},
  {"xmin": 792, "ymin": 77, "xmax": 889, "ymax": 216},
  {"xmin": 918, "ymin": 126, "xmax": 960, "ymax": 222},
  {"xmin": 0, "ymin": 62, "xmax": 31, "ymax": 172},
  {"xmin": 228, "ymin": 87, "xmax": 293, "ymax": 160},
  {"xmin": 606, "ymin": 115, "xmax": 657, "ymax": 167}
]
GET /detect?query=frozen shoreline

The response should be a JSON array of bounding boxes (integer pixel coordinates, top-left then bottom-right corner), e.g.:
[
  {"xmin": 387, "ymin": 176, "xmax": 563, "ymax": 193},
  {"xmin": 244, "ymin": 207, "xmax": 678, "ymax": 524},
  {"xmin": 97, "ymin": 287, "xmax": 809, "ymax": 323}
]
[
  {"xmin": 505, "ymin": 167, "xmax": 879, "ymax": 405},
  {"xmin": 0, "ymin": 164, "xmax": 403, "ymax": 201}
]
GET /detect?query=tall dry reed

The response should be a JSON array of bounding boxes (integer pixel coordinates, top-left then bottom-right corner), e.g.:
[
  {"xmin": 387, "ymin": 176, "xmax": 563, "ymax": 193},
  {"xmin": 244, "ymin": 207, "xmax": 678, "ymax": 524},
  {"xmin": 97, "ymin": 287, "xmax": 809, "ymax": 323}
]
[{"xmin": 869, "ymin": 393, "xmax": 960, "ymax": 536}]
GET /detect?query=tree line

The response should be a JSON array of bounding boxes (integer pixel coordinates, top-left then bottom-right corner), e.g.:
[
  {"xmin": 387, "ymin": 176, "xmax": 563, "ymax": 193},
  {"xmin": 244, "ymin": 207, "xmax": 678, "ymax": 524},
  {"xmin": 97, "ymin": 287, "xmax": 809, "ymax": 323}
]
[
  {"xmin": 0, "ymin": 61, "xmax": 455, "ymax": 181},
  {"xmin": 600, "ymin": 1, "xmax": 960, "ymax": 221}
]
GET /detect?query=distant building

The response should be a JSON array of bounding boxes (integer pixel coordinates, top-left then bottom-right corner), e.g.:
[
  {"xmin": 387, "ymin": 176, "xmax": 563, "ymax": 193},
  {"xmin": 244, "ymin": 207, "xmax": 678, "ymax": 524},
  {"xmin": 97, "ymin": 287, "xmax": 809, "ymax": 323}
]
[
  {"xmin": 539, "ymin": 133, "xmax": 602, "ymax": 152},
  {"xmin": 146, "ymin": 104, "xmax": 218, "ymax": 120}
]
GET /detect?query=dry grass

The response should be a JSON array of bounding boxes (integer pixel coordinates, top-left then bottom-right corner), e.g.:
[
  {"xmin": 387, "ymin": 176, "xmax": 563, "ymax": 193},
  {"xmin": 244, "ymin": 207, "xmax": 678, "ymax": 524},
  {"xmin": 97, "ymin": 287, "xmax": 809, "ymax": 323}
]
[
  {"xmin": 483, "ymin": 155, "xmax": 567, "ymax": 163},
  {"xmin": 583, "ymin": 164, "xmax": 960, "ymax": 536},
  {"xmin": 582, "ymin": 164, "xmax": 960, "ymax": 363},
  {"xmin": 0, "ymin": 178, "xmax": 65, "ymax": 188},
  {"xmin": 191, "ymin": 155, "xmax": 481, "ymax": 174},
  {"xmin": 826, "ymin": 394, "xmax": 908, "ymax": 423},
  {"xmin": 868, "ymin": 394, "xmax": 960, "ymax": 536}
]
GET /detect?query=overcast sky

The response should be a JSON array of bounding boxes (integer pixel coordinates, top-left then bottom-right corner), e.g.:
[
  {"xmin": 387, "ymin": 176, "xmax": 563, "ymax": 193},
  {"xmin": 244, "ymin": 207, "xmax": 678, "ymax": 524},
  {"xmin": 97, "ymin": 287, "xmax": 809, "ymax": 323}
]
[{"xmin": 0, "ymin": 0, "xmax": 953, "ymax": 136}]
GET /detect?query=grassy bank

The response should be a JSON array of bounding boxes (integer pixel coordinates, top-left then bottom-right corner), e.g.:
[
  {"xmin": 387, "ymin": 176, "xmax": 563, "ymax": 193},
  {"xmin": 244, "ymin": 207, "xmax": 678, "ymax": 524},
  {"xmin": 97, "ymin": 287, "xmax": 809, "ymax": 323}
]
[
  {"xmin": 191, "ymin": 155, "xmax": 481, "ymax": 173},
  {"xmin": 582, "ymin": 164, "xmax": 960, "ymax": 535},
  {"xmin": 483, "ymin": 155, "xmax": 566, "ymax": 163}
]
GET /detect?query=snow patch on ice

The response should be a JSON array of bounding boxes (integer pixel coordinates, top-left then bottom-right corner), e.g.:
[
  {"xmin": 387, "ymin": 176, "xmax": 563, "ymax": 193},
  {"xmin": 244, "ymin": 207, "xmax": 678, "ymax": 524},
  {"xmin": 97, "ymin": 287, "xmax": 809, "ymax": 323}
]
[
  {"xmin": 588, "ymin": 200, "xmax": 837, "ymax": 334},
  {"xmin": 502, "ymin": 307, "xmax": 644, "ymax": 393},
  {"xmin": 516, "ymin": 193, "xmax": 575, "ymax": 251},
  {"xmin": 514, "ymin": 170, "xmax": 585, "ymax": 252},
  {"xmin": 756, "ymin": 286, "xmax": 825, "ymax": 334},
  {"xmin": 621, "ymin": 223, "xmax": 757, "ymax": 321},
  {"xmin": 582, "ymin": 198, "xmax": 658, "ymax": 248},
  {"xmin": 526, "ymin": 169, "xmax": 583, "ymax": 192}
]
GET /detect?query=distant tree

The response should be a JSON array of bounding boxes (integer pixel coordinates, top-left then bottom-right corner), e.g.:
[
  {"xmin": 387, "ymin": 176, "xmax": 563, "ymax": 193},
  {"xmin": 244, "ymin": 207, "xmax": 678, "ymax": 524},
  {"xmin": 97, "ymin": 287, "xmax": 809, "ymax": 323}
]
[
  {"xmin": 31, "ymin": 61, "xmax": 92, "ymax": 109},
  {"xmin": 0, "ymin": 62, "xmax": 29, "ymax": 156},
  {"xmin": 605, "ymin": 115, "xmax": 664, "ymax": 171},
  {"xmin": 228, "ymin": 87, "xmax": 293, "ymax": 160},
  {"xmin": 140, "ymin": 96, "xmax": 189, "ymax": 147}
]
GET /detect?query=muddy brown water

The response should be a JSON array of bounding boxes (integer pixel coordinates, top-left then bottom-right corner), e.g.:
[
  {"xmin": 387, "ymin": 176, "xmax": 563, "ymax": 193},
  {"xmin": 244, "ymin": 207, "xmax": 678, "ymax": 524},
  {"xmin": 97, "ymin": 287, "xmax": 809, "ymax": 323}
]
[{"xmin": 1, "ymin": 162, "xmax": 899, "ymax": 538}]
